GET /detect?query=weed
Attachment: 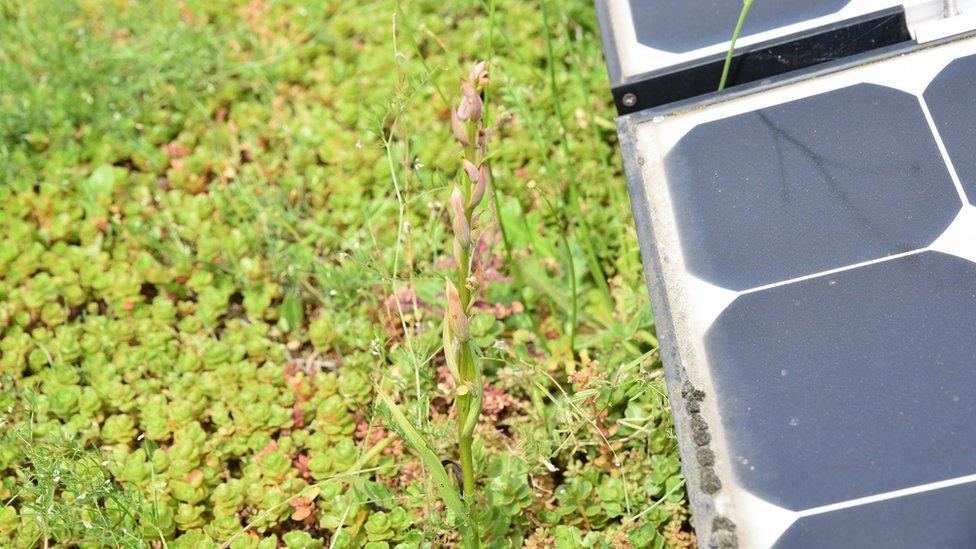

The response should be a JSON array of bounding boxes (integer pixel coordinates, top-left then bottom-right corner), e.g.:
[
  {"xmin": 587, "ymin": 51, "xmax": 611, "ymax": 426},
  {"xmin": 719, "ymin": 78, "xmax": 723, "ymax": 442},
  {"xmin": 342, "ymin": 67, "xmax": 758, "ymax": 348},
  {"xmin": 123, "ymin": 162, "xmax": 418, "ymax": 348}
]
[
  {"xmin": 379, "ymin": 60, "xmax": 492, "ymax": 548},
  {"xmin": 0, "ymin": 417, "xmax": 158, "ymax": 547}
]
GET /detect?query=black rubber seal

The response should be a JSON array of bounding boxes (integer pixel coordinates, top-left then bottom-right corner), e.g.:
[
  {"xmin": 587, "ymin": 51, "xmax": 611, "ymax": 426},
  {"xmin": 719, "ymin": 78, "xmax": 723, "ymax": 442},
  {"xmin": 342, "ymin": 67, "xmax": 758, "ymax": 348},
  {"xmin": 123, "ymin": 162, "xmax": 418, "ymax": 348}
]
[{"xmin": 612, "ymin": 7, "xmax": 912, "ymax": 115}]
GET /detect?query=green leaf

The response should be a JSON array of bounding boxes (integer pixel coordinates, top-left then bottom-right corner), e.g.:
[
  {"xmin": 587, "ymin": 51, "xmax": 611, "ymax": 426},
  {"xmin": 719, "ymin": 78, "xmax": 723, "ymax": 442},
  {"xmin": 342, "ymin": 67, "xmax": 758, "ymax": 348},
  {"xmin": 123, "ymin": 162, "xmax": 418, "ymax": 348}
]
[
  {"xmin": 278, "ymin": 289, "xmax": 304, "ymax": 333},
  {"xmin": 375, "ymin": 389, "xmax": 480, "ymax": 549},
  {"xmin": 81, "ymin": 165, "xmax": 116, "ymax": 199}
]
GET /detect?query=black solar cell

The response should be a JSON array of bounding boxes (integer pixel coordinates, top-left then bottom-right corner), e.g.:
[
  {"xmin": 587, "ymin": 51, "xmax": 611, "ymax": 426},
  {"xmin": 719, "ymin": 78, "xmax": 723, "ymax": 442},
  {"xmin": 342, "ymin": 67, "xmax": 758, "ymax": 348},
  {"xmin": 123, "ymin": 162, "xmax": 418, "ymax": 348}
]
[
  {"xmin": 664, "ymin": 84, "xmax": 960, "ymax": 290},
  {"xmin": 773, "ymin": 480, "xmax": 976, "ymax": 548},
  {"xmin": 630, "ymin": 0, "xmax": 851, "ymax": 53},
  {"xmin": 707, "ymin": 252, "xmax": 976, "ymax": 510},
  {"xmin": 924, "ymin": 53, "xmax": 976, "ymax": 206}
]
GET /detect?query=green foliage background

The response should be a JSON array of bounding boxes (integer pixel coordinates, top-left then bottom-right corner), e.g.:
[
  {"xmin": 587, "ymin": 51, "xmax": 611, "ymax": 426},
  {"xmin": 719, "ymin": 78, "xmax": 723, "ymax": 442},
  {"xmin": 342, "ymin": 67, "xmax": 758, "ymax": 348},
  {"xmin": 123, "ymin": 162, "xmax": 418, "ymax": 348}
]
[{"xmin": 0, "ymin": 0, "xmax": 693, "ymax": 547}]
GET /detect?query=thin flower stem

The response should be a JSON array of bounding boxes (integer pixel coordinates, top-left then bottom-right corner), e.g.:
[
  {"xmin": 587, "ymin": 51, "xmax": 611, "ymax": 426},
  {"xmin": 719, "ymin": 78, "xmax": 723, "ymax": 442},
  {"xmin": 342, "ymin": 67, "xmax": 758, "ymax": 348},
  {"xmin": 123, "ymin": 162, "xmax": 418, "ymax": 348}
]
[
  {"xmin": 376, "ymin": 391, "xmax": 480, "ymax": 548},
  {"xmin": 458, "ymin": 431, "xmax": 476, "ymax": 496},
  {"xmin": 489, "ymin": 176, "xmax": 550, "ymax": 352},
  {"xmin": 457, "ymin": 245, "xmax": 471, "ymax": 307},
  {"xmin": 457, "ymin": 331, "xmax": 479, "ymax": 496},
  {"xmin": 540, "ymin": 0, "xmax": 613, "ymax": 313},
  {"xmin": 718, "ymin": 0, "xmax": 755, "ymax": 91},
  {"xmin": 503, "ymin": 83, "xmax": 580, "ymax": 350},
  {"xmin": 542, "ymin": 195, "xmax": 577, "ymax": 352},
  {"xmin": 445, "ymin": 62, "xmax": 490, "ymax": 508},
  {"xmin": 477, "ymin": 0, "xmax": 547, "ymax": 348}
]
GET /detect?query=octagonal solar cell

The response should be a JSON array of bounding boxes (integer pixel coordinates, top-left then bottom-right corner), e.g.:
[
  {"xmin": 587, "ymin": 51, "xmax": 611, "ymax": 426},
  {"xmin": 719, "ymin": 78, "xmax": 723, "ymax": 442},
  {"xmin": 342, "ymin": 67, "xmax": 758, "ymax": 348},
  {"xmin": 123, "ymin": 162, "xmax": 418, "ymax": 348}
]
[
  {"xmin": 630, "ymin": 0, "xmax": 850, "ymax": 54},
  {"xmin": 706, "ymin": 252, "xmax": 976, "ymax": 510},
  {"xmin": 924, "ymin": 53, "xmax": 976, "ymax": 206},
  {"xmin": 664, "ymin": 84, "xmax": 960, "ymax": 290},
  {"xmin": 773, "ymin": 481, "xmax": 976, "ymax": 548}
]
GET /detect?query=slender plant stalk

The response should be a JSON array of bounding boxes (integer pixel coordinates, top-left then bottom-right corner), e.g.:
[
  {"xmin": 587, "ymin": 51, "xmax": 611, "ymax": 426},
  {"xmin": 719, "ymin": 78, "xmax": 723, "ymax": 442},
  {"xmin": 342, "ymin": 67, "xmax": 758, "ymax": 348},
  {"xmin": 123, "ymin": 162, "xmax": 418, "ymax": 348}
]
[
  {"xmin": 488, "ymin": 178, "xmax": 551, "ymax": 352},
  {"xmin": 445, "ymin": 62, "xmax": 491, "ymax": 500},
  {"xmin": 361, "ymin": 61, "xmax": 490, "ymax": 549},
  {"xmin": 374, "ymin": 61, "xmax": 490, "ymax": 549},
  {"xmin": 540, "ymin": 195, "xmax": 578, "ymax": 352},
  {"xmin": 456, "ymin": 340, "xmax": 479, "ymax": 493},
  {"xmin": 479, "ymin": 0, "xmax": 550, "ymax": 351},
  {"xmin": 474, "ymin": 0, "xmax": 579, "ymax": 350},
  {"xmin": 539, "ymin": 0, "xmax": 614, "ymax": 313},
  {"xmin": 500, "ymin": 83, "xmax": 581, "ymax": 349},
  {"xmin": 718, "ymin": 0, "xmax": 755, "ymax": 91}
]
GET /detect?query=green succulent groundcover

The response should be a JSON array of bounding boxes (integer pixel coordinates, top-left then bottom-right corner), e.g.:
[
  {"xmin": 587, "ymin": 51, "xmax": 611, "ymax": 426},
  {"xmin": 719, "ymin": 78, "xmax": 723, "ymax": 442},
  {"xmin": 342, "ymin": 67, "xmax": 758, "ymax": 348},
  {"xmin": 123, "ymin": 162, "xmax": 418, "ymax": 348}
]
[{"xmin": 0, "ymin": 1, "xmax": 692, "ymax": 547}]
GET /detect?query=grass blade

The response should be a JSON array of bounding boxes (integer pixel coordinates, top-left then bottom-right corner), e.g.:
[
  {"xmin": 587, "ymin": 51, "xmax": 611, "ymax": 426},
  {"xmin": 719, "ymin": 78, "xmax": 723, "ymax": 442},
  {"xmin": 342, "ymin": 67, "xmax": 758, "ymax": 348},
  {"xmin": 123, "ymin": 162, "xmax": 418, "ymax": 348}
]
[{"xmin": 375, "ymin": 389, "xmax": 480, "ymax": 548}]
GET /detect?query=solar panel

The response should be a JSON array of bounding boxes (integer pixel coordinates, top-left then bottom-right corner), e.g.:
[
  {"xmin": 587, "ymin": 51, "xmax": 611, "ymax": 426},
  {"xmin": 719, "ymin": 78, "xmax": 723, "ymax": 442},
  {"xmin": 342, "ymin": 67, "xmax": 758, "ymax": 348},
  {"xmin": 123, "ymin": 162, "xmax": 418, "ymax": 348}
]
[{"xmin": 612, "ymin": 20, "xmax": 976, "ymax": 549}]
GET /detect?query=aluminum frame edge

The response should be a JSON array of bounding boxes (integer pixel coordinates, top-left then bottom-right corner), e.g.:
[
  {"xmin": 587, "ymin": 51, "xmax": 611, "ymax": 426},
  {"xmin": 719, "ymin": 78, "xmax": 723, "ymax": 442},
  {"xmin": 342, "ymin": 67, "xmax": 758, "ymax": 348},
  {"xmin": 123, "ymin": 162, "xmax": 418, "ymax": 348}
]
[{"xmin": 616, "ymin": 116, "xmax": 725, "ymax": 547}]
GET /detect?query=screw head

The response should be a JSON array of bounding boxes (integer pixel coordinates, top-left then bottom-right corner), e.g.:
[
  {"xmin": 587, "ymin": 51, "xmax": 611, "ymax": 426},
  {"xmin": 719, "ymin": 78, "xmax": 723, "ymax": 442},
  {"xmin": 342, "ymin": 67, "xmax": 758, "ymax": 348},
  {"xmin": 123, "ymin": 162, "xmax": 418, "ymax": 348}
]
[{"xmin": 622, "ymin": 93, "xmax": 637, "ymax": 107}]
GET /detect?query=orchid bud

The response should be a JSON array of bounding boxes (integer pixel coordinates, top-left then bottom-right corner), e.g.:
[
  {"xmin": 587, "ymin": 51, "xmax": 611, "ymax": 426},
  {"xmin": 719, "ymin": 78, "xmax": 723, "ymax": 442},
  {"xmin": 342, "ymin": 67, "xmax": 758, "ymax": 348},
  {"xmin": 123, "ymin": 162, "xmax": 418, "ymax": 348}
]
[
  {"xmin": 468, "ymin": 164, "xmax": 489, "ymax": 209},
  {"xmin": 465, "ymin": 273, "xmax": 479, "ymax": 292},
  {"xmin": 451, "ymin": 107, "xmax": 469, "ymax": 146},
  {"xmin": 450, "ymin": 186, "xmax": 471, "ymax": 249},
  {"xmin": 462, "ymin": 159, "xmax": 481, "ymax": 185},
  {"xmin": 468, "ymin": 61, "xmax": 490, "ymax": 90},
  {"xmin": 457, "ymin": 82, "xmax": 483, "ymax": 122},
  {"xmin": 445, "ymin": 279, "xmax": 469, "ymax": 343}
]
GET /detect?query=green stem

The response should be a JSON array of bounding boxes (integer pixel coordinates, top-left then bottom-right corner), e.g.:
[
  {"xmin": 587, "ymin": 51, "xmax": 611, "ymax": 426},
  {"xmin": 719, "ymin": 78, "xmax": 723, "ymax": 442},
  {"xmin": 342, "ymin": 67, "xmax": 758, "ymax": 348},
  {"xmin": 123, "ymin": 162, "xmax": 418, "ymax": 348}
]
[
  {"xmin": 457, "ymin": 244, "xmax": 470, "ymax": 307},
  {"xmin": 457, "ymin": 340, "xmax": 478, "ymax": 496},
  {"xmin": 351, "ymin": 436, "xmax": 394, "ymax": 471},
  {"xmin": 489, "ymin": 179, "xmax": 550, "ymax": 352},
  {"xmin": 566, "ymin": 186, "xmax": 611, "ymax": 310},
  {"xmin": 461, "ymin": 379, "xmax": 483, "ymax": 439},
  {"xmin": 718, "ymin": 0, "xmax": 755, "ymax": 91},
  {"xmin": 541, "ymin": 195, "xmax": 577, "ymax": 353},
  {"xmin": 458, "ymin": 432, "xmax": 475, "ymax": 496},
  {"xmin": 540, "ymin": 0, "xmax": 613, "ymax": 312},
  {"xmin": 561, "ymin": 231, "xmax": 578, "ymax": 353}
]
